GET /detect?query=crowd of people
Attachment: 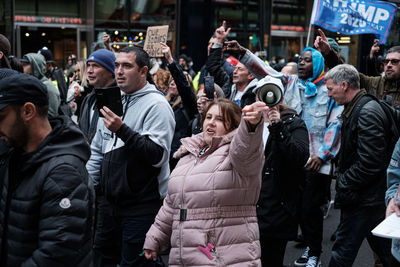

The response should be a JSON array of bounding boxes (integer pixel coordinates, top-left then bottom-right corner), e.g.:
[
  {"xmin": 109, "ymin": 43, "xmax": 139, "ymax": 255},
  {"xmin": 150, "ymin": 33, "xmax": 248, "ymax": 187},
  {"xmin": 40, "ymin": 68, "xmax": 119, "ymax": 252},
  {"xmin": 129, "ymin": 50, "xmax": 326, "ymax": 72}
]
[{"xmin": 0, "ymin": 18, "xmax": 400, "ymax": 267}]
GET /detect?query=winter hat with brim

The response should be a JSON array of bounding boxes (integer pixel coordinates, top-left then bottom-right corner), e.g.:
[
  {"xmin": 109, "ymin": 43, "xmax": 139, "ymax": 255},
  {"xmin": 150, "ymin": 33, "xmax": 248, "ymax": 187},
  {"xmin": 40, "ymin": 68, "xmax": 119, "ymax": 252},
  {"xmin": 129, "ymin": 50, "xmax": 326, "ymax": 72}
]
[
  {"xmin": 38, "ymin": 47, "xmax": 55, "ymax": 63},
  {"xmin": 0, "ymin": 74, "xmax": 48, "ymax": 111},
  {"xmin": 327, "ymin": 38, "xmax": 340, "ymax": 53},
  {"xmin": 87, "ymin": 49, "xmax": 116, "ymax": 77}
]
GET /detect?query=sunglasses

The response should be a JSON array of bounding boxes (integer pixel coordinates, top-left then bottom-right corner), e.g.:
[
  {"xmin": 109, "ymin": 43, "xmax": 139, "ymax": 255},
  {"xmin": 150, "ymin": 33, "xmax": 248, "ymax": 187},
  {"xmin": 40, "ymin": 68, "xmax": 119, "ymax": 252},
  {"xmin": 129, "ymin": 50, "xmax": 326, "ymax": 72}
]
[{"xmin": 383, "ymin": 59, "xmax": 400, "ymax": 65}]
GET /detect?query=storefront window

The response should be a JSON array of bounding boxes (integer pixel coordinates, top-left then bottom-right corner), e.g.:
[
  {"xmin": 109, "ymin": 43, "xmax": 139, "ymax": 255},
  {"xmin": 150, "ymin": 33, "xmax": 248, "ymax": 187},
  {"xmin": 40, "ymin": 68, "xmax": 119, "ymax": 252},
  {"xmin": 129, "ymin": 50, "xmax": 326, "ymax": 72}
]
[
  {"xmin": 15, "ymin": 0, "xmax": 85, "ymax": 18},
  {"xmin": 272, "ymin": 0, "xmax": 306, "ymax": 26},
  {"xmin": 387, "ymin": 11, "xmax": 400, "ymax": 47},
  {"xmin": 95, "ymin": 0, "xmax": 176, "ymax": 52},
  {"xmin": 214, "ymin": 0, "xmax": 260, "ymax": 50}
]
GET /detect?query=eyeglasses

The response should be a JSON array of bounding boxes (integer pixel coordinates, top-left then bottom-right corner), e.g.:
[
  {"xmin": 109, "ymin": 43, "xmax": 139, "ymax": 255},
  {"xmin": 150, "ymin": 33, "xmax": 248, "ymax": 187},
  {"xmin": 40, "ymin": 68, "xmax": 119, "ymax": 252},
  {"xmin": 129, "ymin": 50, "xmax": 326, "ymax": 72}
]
[{"xmin": 383, "ymin": 59, "xmax": 400, "ymax": 65}]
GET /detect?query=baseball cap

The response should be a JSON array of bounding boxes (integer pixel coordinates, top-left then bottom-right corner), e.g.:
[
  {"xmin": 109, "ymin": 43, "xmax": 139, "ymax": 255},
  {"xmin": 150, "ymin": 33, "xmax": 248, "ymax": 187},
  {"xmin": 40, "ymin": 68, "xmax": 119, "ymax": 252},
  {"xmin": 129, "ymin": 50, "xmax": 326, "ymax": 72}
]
[
  {"xmin": 0, "ymin": 74, "xmax": 48, "ymax": 111},
  {"xmin": 226, "ymin": 56, "xmax": 239, "ymax": 67},
  {"xmin": 19, "ymin": 55, "xmax": 30, "ymax": 63}
]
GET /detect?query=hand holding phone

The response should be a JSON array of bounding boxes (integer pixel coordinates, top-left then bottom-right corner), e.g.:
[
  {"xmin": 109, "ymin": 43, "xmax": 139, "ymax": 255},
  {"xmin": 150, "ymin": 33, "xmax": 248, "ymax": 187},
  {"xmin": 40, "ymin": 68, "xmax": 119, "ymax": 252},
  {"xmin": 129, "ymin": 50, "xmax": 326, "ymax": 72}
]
[{"xmin": 204, "ymin": 76, "xmax": 215, "ymax": 100}]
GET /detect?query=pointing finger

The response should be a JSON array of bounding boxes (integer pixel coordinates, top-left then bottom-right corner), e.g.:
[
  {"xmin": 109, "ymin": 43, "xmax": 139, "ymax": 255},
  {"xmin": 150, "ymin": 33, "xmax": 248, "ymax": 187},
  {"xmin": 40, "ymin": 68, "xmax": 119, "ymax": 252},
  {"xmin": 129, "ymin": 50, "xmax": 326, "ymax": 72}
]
[{"xmin": 318, "ymin": 29, "xmax": 327, "ymax": 41}]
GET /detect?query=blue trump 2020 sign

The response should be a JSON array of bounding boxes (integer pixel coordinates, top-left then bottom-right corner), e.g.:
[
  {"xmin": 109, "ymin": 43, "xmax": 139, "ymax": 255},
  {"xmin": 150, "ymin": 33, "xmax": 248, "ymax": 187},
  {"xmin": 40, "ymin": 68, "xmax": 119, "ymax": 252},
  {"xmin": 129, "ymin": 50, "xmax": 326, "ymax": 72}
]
[{"xmin": 311, "ymin": 0, "xmax": 397, "ymax": 44}]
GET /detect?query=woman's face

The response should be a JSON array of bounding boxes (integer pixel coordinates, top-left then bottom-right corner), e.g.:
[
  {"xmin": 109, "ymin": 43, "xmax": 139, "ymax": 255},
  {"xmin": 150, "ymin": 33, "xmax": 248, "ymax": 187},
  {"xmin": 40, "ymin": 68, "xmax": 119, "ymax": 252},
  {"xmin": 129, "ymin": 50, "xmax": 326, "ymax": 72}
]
[
  {"xmin": 74, "ymin": 64, "xmax": 81, "ymax": 82},
  {"xmin": 168, "ymin": 79, "xmax": 178, "ymax": 96},
  {"xmin": 203, "ymin": 104, "xmax": 229, "ymax": 145}
]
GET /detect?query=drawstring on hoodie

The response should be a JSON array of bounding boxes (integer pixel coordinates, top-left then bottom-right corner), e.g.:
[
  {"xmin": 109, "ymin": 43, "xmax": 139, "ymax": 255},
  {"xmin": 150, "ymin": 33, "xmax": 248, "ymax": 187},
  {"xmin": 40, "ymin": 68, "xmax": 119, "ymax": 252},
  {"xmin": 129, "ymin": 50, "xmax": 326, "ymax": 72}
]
[{"xmin": 113, "ymin": 94, "xmax": 131, "ymax": 146}]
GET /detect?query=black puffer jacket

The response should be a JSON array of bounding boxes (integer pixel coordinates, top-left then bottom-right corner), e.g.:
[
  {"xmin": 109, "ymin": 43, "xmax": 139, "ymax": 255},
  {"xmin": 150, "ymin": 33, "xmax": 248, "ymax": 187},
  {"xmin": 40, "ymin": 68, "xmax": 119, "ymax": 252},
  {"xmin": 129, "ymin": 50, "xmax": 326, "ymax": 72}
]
[
  {"xmin": 0, "ymin": 116, "xmax": 93, "ymax": 267},
  {"xmin": 257, "ymin": 108, "xmax": 309, "ymax": 240},
  {"xmin": 335, "ymin": 92, "xmax": 390, "ymax": 208}
]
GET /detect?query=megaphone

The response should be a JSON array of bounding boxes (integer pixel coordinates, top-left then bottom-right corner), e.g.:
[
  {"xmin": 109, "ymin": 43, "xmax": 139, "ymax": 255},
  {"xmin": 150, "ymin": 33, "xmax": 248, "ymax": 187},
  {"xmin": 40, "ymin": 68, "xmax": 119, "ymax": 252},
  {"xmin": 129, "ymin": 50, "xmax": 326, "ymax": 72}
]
[{"xmin": 257, "ymin": 83, "xmax": 283, "ymax": 107}]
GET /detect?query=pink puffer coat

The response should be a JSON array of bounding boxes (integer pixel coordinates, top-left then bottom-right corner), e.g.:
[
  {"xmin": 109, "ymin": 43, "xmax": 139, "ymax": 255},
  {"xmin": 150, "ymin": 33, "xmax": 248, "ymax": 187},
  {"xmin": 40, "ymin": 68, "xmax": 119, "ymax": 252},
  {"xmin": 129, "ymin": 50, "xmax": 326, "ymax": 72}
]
[{"xmin": 144, "ymin": 119, "xmax": 264, "ymax": 266}]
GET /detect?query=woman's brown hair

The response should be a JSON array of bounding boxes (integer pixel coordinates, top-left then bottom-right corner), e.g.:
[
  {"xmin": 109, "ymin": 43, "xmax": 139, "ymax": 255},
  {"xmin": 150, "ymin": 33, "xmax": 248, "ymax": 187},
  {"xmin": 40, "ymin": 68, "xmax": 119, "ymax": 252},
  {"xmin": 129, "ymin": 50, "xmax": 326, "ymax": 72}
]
[{"xmin": 201, "ymin": 98, "xmax": 242, "ymax": 132}]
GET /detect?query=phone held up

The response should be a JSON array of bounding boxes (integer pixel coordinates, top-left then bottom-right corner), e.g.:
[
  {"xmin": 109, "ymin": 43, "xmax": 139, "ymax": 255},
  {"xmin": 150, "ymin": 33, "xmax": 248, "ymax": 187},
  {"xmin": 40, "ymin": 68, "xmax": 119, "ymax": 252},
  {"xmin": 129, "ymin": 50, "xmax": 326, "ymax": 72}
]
[
  {"xmin": 94, "ymin": 86, "xmax": 123, "ymax": 117},
  {"xmin": 204, "ymin": 76, "xmax": 215, "ymax": 100}
]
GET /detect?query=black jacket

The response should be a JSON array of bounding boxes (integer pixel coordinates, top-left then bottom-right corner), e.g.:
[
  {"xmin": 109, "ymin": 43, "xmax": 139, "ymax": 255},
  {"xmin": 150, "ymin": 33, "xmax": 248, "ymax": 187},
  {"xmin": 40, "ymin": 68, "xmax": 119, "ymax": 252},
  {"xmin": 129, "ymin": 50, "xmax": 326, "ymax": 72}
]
[
  {"xmin": 206, "ymin": 47, "xmax": 256, "ymax": 108},
  {"xmin": 0, "ymin": 116, "xmax": 93, "ymax": 267},
  {"xmin": 78, "ymin": 81, "xmax": 116, "ymax": 144},
  {"xmin": 168, "ymin": 61, "xmax": 198, "ymax": 158},
  {"xmin": 335, "ymin": 91, "xmax": 390, "ymax": 208},
  {"xmin": 257, "ymin": 108, "xmax": 309, "ymax": 240}
]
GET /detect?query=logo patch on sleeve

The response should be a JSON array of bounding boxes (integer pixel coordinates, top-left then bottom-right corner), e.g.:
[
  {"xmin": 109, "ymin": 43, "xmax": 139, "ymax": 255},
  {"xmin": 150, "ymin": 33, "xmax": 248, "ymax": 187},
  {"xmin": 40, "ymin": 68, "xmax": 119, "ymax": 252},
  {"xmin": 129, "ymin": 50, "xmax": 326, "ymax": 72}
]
[{"xmin": 59, "ymin": 198, "xmax": 71, "ymax": 209}]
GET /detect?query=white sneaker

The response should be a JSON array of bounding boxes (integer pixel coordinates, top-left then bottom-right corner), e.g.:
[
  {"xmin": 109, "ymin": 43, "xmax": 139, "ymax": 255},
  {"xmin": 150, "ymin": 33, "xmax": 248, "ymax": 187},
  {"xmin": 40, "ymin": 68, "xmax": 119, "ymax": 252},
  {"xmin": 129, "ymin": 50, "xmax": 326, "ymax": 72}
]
[
  {"xmin": 305, "ymin": 255, "xmax": 321, "ymax": 267},
  {"xmin": 294, "ymin": 247, "xmax": 310, "ymax": 266}
]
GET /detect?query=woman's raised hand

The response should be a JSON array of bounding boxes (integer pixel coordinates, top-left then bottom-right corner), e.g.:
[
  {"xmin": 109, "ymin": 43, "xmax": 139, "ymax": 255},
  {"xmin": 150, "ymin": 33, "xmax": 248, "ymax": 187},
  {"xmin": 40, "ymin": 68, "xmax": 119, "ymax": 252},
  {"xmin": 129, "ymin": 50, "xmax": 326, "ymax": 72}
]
[
  {"xmin": 242, "ymin": 101, "xmax": 268, "ymax": 126},
  {"xmin": 160, "ymin": 42, "xmax": 174, "ymax": 64}
]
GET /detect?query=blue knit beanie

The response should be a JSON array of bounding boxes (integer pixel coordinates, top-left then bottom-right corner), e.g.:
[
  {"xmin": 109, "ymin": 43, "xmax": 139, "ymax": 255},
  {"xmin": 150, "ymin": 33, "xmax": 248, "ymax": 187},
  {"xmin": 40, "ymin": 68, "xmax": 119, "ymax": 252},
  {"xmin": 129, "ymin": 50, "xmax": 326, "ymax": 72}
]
[{"xmin": 87, "ymin": 49, "xmax": 116, "ymax": 77}]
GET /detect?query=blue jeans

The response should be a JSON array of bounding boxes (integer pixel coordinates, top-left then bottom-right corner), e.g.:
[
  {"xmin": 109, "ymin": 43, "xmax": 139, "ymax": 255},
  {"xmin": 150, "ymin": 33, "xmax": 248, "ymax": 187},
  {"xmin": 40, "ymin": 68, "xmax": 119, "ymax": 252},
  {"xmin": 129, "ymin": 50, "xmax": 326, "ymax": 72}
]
[
  {"xmin": 115, "ymin": 215, "xmax": 158, "ymax": 267},
  {"xmin": 328, "ymin": 205, "xmax": 392, "ymax": 267}
]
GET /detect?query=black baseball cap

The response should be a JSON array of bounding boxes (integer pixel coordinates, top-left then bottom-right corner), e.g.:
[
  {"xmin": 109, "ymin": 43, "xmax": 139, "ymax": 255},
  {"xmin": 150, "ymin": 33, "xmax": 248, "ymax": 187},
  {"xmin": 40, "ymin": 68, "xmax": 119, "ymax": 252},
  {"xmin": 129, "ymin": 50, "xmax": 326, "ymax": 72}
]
[{"xmin": 0, "ymin": 74, "xmax": 48, "ymax": 111}]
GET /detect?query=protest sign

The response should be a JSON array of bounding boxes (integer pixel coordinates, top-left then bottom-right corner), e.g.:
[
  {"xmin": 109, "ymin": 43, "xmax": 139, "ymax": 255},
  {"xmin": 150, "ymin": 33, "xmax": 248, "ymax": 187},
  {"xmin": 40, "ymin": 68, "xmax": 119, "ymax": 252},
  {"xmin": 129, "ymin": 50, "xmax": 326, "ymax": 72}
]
[
  {"xmin": 143, "ymin": 25, "xmax": 169, "ymax": 57},
  {"xmin": 310, "ymin": 0, "xmax": 397, "ymax": 44}
]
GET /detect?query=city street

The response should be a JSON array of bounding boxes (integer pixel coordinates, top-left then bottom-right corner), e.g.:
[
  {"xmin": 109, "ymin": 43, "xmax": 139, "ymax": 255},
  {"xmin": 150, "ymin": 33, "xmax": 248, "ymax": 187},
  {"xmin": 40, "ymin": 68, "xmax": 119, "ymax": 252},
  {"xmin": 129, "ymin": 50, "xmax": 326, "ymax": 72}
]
[{"xmin": 283, "ymin": 184, "xmax": 375, "ymax": 266}]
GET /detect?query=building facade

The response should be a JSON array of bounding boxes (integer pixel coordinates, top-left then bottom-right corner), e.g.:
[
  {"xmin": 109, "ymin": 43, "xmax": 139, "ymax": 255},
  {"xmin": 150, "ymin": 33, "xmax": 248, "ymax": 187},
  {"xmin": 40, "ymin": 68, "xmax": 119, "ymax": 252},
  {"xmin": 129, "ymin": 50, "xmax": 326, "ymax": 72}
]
[{"xmin": 0, "ymin": 0, "xmax": 399, "ymax": 71}]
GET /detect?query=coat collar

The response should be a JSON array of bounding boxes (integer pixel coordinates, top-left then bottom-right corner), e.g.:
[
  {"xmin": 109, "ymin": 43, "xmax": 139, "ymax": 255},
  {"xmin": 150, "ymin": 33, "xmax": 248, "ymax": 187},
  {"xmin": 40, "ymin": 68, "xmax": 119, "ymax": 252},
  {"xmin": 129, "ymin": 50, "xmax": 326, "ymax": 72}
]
[{"xmin": 174, "ymin": 129, "xmax": 238, "ymax": 159}]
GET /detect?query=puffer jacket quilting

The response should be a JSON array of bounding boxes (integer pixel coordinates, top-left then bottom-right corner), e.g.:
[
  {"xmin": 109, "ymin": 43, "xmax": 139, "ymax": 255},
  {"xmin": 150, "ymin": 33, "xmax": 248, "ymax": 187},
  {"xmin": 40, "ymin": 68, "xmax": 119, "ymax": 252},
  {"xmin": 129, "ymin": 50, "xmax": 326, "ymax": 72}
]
[{"xmin": 144, "ymin": 119, "xmax": 264, "ymax": 267}]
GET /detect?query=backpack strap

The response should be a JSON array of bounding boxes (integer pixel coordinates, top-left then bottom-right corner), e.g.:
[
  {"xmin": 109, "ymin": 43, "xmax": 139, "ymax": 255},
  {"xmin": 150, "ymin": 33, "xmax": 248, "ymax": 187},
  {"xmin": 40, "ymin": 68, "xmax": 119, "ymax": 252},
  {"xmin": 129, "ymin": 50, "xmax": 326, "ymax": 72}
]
[{"xmin": 346, "ymin": 94, "xmax": 374, "ymax": 129}]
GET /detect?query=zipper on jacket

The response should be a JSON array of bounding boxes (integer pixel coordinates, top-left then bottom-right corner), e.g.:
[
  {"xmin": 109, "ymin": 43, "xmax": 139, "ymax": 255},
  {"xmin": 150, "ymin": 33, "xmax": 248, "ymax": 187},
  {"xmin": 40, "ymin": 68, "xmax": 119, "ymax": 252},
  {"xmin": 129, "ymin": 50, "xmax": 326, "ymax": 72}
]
[
  {"xmin": 179, "ymin": 149, "xmax": 204, "ymax": 266},
  {"xmin": 113, "ymin": 95, "xmax": 130, "ymax": 147}
]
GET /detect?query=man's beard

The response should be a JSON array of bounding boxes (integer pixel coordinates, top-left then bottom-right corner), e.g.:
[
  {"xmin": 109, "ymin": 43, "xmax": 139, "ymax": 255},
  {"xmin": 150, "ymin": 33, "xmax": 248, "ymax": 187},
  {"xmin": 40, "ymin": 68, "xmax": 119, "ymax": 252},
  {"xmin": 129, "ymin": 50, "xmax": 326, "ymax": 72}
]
[{"xmin": 5, "ymin": 113, "xmax": 28, "ymax": 149}]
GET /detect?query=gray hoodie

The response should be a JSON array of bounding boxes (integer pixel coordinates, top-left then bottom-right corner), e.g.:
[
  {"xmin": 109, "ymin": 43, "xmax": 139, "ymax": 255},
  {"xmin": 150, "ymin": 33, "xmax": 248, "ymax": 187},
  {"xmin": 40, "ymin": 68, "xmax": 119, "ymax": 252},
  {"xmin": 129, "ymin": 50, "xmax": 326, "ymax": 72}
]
[{"xmin": 24, "ymin": 53, "xmax": 60, "ymax": 118}]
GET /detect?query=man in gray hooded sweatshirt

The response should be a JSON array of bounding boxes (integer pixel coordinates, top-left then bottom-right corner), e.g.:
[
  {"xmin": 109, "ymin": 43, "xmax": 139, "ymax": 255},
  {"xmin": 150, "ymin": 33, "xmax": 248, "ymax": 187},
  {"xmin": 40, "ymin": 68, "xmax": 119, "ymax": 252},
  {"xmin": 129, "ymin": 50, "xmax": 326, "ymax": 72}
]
[{"xmin": 21, "ymin": 53, "xmax": 60, "ymax": 117}]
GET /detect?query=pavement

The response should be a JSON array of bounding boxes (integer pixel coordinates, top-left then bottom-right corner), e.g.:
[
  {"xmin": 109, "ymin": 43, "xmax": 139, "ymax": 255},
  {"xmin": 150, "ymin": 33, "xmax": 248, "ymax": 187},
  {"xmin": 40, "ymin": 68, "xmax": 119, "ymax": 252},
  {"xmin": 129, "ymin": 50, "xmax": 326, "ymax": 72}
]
[{"xmin": 283, "ymin": 200, "xmax": 375, "ymax": 266}]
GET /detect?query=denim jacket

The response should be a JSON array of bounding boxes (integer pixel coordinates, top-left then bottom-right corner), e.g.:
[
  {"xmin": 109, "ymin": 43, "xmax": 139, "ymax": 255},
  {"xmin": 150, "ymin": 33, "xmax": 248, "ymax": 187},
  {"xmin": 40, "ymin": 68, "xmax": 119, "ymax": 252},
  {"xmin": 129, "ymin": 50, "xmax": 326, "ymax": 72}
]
[
  {"xmin": 386, "ymin": 138, "xmax": 400, "ymax": 262},
  {"xmin": 241, "ymin": 50, "xmax": 343, "ymax": 174}
]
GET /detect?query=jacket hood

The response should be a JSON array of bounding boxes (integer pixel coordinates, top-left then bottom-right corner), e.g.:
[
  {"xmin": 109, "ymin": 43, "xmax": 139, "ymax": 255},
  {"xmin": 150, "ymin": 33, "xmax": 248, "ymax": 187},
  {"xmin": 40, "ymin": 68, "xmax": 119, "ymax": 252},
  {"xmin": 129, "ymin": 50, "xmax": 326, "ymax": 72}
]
[
  {"xmin": 280, "ymin": 106, "xmax": 297, "ymax": 118},
  {"xmin": 125, "ymin": 82, "xmax": 164, "ymax": 99},
  {"xmin": 174, "ymin": 128, "xmax": 238, "ymax": 158},
  {"xmin": 298, "ymin": 47, "xmax": 325, "ymax": 97},
  {"xmin": 24, "ymin": 53, "xmax": 46, "ymax": 80},
  {"xmin": 21, "ymin": 116, "xmax": 90, "ymax": 173},
  {"xmin": 231, "ymin": 77, "xmax": 259, "ymax": 95}
]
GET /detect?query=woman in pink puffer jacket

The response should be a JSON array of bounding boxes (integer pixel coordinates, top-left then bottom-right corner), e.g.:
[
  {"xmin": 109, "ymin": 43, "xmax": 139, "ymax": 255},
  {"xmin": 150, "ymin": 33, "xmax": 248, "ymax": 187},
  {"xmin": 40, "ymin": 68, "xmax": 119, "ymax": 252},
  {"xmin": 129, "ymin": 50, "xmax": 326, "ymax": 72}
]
[{"xmin": 144, "ymin": 98, "xmax": 266, "ymax": 266}]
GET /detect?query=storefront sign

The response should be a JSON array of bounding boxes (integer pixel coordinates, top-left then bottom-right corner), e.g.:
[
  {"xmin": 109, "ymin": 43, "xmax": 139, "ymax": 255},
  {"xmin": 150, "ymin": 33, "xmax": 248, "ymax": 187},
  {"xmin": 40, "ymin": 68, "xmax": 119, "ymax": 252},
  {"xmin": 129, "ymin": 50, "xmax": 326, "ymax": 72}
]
[
  {"xmin": 14, "ymin": 15, "xmax": 83, "ymax": 25},
  {"xmin": 143, "ymin": 25, "xmax": 169, "ymax": 57},
  {"xmin": 311, "ymin": 0, "xmax": 397, "ymax": 44}
]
